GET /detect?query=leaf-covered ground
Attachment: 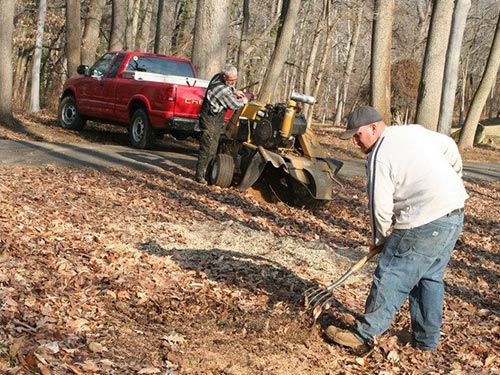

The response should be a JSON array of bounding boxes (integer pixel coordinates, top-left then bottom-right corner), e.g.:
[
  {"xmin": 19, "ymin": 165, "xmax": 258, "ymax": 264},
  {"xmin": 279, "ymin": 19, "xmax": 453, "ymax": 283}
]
[{"xmin": 0, "ymin": 113, "xmax": 499, "ymax": 374}]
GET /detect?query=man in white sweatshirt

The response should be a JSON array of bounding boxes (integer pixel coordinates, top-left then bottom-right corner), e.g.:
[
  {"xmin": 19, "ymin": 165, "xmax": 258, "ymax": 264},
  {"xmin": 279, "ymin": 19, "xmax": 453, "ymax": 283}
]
[{"xmin": 326, "ymin": 106, "xmax": 468, "ymax": 351}]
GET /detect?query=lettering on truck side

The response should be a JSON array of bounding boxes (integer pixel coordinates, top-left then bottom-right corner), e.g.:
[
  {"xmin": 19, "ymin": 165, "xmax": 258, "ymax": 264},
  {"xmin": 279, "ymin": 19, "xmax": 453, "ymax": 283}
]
[{"xmin": 185, "ymin": 98, "xmax": 204, "ymax": 105}]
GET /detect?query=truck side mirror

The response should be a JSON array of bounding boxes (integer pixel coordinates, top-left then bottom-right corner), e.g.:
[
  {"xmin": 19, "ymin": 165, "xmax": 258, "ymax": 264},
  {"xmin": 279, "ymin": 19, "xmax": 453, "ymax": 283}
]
[{"xmin": 77, "ymin": 65, "xmax": 89, "ymax": 76}]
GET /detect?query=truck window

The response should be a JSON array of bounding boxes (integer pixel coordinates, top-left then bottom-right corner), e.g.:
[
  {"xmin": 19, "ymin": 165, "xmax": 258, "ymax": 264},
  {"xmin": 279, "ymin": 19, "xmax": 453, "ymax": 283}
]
[
  {"xmin": 108, "ymin": 54, "xmax": 125, "ymax": 78},
  {"xmin": 126, "ymin": 56, "xmax": 195, "ymax": 78},
  {"xmin": 89, "ymin": 53, "xmax": 115, "ymax": 77}
]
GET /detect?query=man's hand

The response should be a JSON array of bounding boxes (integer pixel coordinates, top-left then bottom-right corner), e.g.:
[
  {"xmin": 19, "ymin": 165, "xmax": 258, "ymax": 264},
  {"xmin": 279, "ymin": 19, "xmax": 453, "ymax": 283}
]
[{"xmin": 235, "ymin": 90, "xmax": 248, "ymax": 104}]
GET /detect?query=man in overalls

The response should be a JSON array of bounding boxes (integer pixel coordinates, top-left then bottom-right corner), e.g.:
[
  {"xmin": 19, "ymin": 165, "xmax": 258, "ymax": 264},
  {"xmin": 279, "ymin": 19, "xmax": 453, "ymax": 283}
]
[{"xmin": 195, "ymin": 64, "xmax": 248, "ymax": 184}]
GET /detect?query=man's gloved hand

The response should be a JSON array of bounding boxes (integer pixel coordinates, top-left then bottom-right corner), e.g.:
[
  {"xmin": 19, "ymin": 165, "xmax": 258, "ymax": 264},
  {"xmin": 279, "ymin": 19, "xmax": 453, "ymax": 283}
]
[{"xmin": 235, "ymin": 90, "xmax": 248, "ymax": 104}]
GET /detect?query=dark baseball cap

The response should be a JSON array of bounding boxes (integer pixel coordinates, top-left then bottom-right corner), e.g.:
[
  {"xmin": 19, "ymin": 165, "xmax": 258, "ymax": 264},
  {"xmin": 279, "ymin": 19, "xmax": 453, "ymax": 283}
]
[{"xmin": 339, "ymin": 106, "xmax": 383, "ymax": 140}]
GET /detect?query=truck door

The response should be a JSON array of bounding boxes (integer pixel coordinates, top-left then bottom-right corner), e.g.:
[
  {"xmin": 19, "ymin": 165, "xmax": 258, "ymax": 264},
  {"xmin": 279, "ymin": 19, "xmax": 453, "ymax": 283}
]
[
  {"xmin": 77, "ymin": 53, "xmax": 115, "ymax": 117},
  {"xmin": 95, "ymin": 53, "xmax": 125, "ymax": 119}
]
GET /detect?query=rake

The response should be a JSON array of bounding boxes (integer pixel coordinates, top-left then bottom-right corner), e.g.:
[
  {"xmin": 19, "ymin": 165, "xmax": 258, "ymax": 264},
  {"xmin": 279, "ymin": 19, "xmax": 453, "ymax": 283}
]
[{"xmin": 303, "ymin": 245, "xmax": 383, "ymax": 325}]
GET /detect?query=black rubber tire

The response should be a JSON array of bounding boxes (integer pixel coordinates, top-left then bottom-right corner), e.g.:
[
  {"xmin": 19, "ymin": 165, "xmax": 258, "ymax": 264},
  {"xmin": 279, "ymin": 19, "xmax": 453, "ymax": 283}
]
[
  {"xmin": 209, "ymin": 154, "xmax": 235, "ymax": 188},
  {"xmin": 129, "ymin": 108, "xmax": 156, "ymax": 149},
  {"xmin": 58, "ymin": 95, "xmax": 87, "ymax": 130}
]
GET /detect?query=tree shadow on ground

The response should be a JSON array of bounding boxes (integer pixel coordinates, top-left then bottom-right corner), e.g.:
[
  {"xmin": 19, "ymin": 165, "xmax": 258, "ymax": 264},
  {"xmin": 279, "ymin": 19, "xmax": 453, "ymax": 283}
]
[
  {"xmin": 117, "ymin": 151, "xmax": 371, "ymax": 249},
  {"xmin": 1, "ymin": 117, "xmax": 47, "ymax": 142},
  {"xmin": 137, "ymin": 240, "xmax": 356, "ymax": 319}
]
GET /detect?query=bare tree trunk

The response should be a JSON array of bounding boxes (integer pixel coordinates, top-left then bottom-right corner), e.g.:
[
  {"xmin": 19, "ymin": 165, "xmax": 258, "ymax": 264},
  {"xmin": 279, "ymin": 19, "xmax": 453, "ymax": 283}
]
[
  {"xmin": 334, "ymin": 5, "xmax": 362, "ymax": 127},
  {"xmin": 411, "ymin": 0, "xmax": 433, "ymax": 59},
  {"xmin": 22, "ymin": 58, "xmax": 32, "ymax": 110},
  {"xmin": 29, "ymin": 0, "xmax": 47, "ymax": 113},
  {"xmin": 236, "ymin": 0, "xmax": 250, "ymax": 86},
  {"xmin": 415, "ymin": 0, "xmax": 454, "ymax": 130},
  {"xmin": 302, "ymin": 0, "xmax": 328, "ymax": 118},
  {"xmin": 437, "ymin": 0, "xmax": 471, "ymax": 136},
  {"xmin": 458, "ymin": 54, "xmax": 470, "ymax": 127},
  {"xmin": 110, "ymin": 0, "xmax": 129, "ymax": 51},
  {"xmin": 0, "ymin": 0, "xmax": 15, "ymax": 124},
  {"xmin": 171, "ymin": 0, "xmax": 196, "ymax": 55},
  {"xmin": 13, "ymin": 49, "xmax": 30, "ymax": 105},
  {"xmin": 236, "ymin": 10, "xmax": 281, "ymax": 88},
  {"xmin": 136, "ymin": 0, "xmax": 154, "ymax": 52},
  {"xmin": 459, "ymin": 14, "xmax": 500, "ymax": 149},
  {"xmin": 154, "ymin": 0, "xmax": 165, "ymax": 53},
  {"xmin": 44, "ymin": 31, "xmax": 67, "ymax": 111},
  {"xmin": 191, "ymin": 0, "xmax": 232, "ymax": 79},
  {"xmin": 153, "ymin": 0, "xmax": 181, "ymax": 54},
  {"xmin": 258, "ymin": 0, "xmax": 301, "ymax": 102},
  {"xmin": 159, "ymin": 0, "xmax": 183, "ymax": 55},
  {"xmin": 66, "ymin": 0, "xmax": 81, "ymax": 77},
  {"xmin": 488, "ymin": 83, "xmax": 495, "ymax": 119},
  {"xmin": 127, "ymin": 0, "xmax": 140, "ymax": 50},
  {"xmin": 309, "ymin": 6, "xmax": 338, "ymax": 126},
  {"xmin": 82, "ymin": 0, "xmax": 106, "ymax": 64},
  {"xmin": 370, "ymin": 0, "xmax": 393, "ymax": 124}
]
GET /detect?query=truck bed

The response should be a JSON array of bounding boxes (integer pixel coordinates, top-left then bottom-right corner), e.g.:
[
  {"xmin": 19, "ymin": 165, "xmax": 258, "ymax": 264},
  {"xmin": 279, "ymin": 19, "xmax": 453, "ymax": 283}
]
[{"xmin": 122, "ymin": 70, "xmax": 210, "ymax": 88}]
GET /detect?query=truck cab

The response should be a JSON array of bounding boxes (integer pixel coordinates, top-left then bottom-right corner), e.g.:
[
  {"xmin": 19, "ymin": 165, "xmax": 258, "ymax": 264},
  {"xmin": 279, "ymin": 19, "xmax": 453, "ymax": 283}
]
[{"xmin": 59, "ymin": 51, "xmax": 212, "ymax": 149}]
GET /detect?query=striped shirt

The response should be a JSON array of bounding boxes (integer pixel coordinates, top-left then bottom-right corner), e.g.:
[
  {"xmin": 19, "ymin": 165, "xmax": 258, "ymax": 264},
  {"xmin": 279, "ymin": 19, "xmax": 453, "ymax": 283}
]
[
  {"xmin": 366, "ymin": 124, "xmax": 468, "ymax": 246},
  {"xmin": 205, "ymin": 74, "xmax": 245, "ymax": 114}
]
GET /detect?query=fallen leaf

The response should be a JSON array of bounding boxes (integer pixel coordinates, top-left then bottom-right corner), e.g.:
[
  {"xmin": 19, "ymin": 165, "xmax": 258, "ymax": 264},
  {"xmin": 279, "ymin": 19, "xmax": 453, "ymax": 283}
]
[
  {"xmin": 138, "ymin": 367, "xmax": 161, "ymax": 374},
  {"xmin": 387, "ymin": 349, "xmax": 399, "ymax": 363},
  {"xmin": 89, "ymin": 342, "xmax": 108, "ymax": 353}
]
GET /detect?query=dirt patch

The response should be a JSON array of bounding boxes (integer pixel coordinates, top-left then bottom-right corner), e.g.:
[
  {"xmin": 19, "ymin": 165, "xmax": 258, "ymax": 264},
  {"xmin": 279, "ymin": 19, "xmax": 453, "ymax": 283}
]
[{"xmin": 0, "ymin": 112, "xmax": 499, "ymax": 374}]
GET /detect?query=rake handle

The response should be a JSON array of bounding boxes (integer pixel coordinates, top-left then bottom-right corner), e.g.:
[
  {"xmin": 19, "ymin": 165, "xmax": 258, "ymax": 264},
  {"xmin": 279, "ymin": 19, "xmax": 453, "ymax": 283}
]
[
  {"xmin": 351, "ymin": 245, "xmax": 383, "ymax": 272},
  {"xmin": 326, "ymin": 244, "xmax": 383, "ymax": 291}
]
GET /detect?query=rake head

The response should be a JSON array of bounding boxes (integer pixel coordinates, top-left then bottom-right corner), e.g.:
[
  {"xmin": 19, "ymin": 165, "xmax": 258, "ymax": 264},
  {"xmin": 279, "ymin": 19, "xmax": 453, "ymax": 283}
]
[
  {"xmin": 304, "ymin": 289, "xmax": 334, "ymax": 323},
  {"xmin": 303, "ymin": 270, "xmax": 354, "ymax": 325},
  {"xmin": 302, "ymin": 245, "xmax": 383, "ymax": 325}
]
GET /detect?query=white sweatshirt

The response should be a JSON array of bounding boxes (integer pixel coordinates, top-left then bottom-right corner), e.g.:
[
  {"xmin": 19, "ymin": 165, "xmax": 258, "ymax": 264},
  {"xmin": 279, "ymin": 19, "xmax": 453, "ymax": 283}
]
[{"xmin": 366, "ymin": 125, "xmax": 469, "ymax": 246}]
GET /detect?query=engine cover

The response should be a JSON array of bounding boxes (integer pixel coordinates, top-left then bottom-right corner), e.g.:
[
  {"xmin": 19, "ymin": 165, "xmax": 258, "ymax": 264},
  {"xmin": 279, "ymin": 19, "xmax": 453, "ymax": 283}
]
[{"xmin": 252, "ymin": 118, "xmax": 280, "ymax": 148}]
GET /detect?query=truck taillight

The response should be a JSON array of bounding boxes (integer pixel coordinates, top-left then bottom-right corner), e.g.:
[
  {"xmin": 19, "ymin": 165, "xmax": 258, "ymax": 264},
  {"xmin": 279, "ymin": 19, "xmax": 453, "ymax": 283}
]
[{"xmin": 163, "ymin": 86, "xmax": 177, "ymax": 102}]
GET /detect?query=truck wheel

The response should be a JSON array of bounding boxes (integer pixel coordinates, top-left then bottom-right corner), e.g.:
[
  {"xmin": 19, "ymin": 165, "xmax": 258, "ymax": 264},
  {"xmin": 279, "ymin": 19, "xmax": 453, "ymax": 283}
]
[
  {"xmin": 209, "ymin": 154, "xmax": 234, "ymax": 188},
  {"xmin": 59, "ymin": 95, "xmax": 87, "ymax": 130},
  {"xmin": 129, "ymin": 108, "xmax": 156, "ymax": 149}
]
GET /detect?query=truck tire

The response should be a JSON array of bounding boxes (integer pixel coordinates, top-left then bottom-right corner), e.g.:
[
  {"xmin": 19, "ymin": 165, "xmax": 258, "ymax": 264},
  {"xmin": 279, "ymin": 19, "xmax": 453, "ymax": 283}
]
[
  {"xmin": 209, "ymin": 154, "xmax": 234, "ymax": 188},
  {"xmin": 59, "ymin": 95, "xmax": 87, "ymax": 130},
  {"xmin": 129, "ymin": 108, "xmax": 155, "ymax": 149}
]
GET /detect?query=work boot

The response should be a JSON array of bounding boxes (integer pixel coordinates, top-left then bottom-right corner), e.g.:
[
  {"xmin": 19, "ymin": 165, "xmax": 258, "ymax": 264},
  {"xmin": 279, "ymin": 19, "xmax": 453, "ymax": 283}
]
[{"xmin": 325, "ymin": 326, "xmax": 365, "ymax": 349}]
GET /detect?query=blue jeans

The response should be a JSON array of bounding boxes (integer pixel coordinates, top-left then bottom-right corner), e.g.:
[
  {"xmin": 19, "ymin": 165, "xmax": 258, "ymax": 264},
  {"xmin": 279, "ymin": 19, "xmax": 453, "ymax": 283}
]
[{"xmin": 354, "ymin": 211, "xmax": 464, "ymax": 350}]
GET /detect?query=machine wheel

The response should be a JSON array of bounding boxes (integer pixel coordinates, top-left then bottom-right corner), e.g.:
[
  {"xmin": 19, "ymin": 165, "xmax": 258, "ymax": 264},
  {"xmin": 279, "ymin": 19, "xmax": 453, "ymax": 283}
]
[
  {"xmin": 129, "ymin": 108, "xmax": 156, "ymax": 149},
  {"xmin": 209, "ymin": 154, "xmax": 234, "ymax": 188},
  {"xmin": 58, "ymin": 95, "xmax": 87, "ymax": 130}
]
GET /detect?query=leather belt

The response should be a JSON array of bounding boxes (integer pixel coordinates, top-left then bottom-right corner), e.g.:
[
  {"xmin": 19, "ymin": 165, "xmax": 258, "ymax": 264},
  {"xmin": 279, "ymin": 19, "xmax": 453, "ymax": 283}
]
[{"xmin": 448, "ymin": 207, "xmax": 464, "ymax": 216}]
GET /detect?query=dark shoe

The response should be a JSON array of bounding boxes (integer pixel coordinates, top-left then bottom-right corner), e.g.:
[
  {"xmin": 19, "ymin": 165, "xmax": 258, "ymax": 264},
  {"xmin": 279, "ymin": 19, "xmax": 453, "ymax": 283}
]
[{"xmin": 325, "ymin": 326, "xmax": 365, "ymax": 349}]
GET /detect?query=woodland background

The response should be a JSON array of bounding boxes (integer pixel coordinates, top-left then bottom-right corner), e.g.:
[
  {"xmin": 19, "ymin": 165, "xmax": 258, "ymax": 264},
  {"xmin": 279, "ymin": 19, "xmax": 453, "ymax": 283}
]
[
  {"xmin": 0, "ymin": 1, "xmax": 499, "ymax": 374},
  {"xmin": 0, "ymin": 0, "xmax": 499, "ymax": 149}
]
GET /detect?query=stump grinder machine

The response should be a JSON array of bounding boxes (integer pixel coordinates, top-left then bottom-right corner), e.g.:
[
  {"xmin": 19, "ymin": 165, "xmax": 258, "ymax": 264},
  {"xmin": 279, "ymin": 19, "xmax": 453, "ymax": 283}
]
[{"xmin": 207, "ymin": 92, "xmax": 343, "ymax": 206}]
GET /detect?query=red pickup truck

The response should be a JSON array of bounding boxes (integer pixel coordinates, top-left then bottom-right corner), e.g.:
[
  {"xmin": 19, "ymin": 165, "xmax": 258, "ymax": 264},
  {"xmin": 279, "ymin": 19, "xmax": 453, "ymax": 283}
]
[{"xmin": 58, "ymin": 51, "xmax": 217, "ymax": 149}]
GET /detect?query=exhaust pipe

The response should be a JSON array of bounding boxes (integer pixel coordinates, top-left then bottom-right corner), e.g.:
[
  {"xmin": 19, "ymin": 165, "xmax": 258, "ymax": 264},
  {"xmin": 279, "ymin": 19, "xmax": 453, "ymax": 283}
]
[{"xmin": 291, "ymin": 92, "xmax": 316, "ymax": 105}]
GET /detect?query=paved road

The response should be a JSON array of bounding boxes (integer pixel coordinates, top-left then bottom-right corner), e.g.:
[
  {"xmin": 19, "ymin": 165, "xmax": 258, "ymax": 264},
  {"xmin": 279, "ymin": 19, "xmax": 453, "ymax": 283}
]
[
  {"xmin": 339, "ymin": 158, "xmax": 500, "ymax": 182},
  {"xmin": 1, "ymin": 139, "xmax": 499, "ymax": 182}
]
